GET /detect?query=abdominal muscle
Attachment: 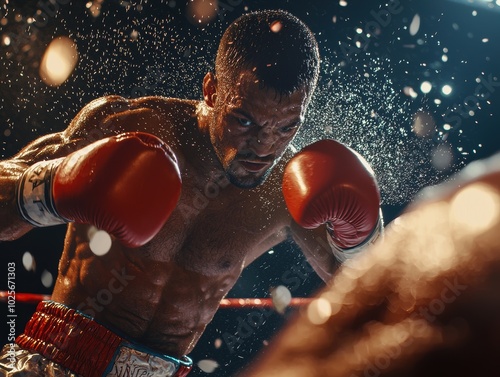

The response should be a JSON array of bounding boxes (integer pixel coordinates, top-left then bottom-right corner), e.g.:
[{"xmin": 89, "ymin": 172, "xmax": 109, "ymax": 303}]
[{"xmin": 51, "ymin": 223, "xmax": 245, "ymax": 358}]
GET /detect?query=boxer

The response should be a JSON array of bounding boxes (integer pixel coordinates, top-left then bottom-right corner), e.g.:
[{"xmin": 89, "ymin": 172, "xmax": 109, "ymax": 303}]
[{"xmin": 0, "ymin": 9, "xmax": 382, "ymax": 377}]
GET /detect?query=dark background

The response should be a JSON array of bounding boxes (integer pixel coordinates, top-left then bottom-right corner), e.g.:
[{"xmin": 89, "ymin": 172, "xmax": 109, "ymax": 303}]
[{"xmin": 1, "ymin": 0, "xmax": 499, "ymax": 375}]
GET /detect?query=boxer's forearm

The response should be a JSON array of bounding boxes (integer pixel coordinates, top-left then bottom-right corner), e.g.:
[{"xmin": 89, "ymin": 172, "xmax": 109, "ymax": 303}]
[
  {"xmin": 290, "ymin": 222, "xmax": 339, "ymax": 283},
  {"xmin": 0, "ymin": 161, "xmax": 34, "ymax": 240},
  {"xmin": 0, "ymin": 132, "xmax": 70, "ymax": 241}
]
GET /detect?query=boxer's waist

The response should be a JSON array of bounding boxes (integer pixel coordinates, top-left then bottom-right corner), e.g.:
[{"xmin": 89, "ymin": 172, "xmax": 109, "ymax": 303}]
[{"xmin": 16, "ymin": 300, "xmax": 192, "ymax": 377}]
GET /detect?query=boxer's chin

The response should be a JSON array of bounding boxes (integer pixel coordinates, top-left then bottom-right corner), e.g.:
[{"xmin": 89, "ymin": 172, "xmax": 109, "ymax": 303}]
[{"xmin": 224, "ymin": 163, "xmax": 273, "ymax": 189}]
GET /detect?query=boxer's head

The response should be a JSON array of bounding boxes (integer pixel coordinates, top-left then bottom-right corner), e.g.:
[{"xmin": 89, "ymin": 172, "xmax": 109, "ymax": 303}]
[{"xmin": 202, "ymin": 10, "xmax": 320, "ymax": 189}]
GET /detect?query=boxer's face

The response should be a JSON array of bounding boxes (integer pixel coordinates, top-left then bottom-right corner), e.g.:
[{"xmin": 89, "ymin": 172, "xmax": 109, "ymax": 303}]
[{"xmin": 204, "ymin": 71, "xmax": 309, "ymax": 189}]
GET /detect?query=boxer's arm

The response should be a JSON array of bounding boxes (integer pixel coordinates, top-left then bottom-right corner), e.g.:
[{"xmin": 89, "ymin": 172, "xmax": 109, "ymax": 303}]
[
  {"xmin": 289, "ymin": 222, "xmax": 339, "ymax": 282},
  {"xmin": 282, "ymin": 140, "xmax": 383, "ymax": 282},
  {"xmin": 0, "ymin": 95, "xmax": 155, "ymax": 241}
]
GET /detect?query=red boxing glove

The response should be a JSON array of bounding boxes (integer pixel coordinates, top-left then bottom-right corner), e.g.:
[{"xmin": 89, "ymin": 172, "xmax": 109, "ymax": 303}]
[
  {"xmin": 17, "ymin": 132, "xmax": 181, "ymax": 248},
  {"xmin": 283, "ymin": 139, "xmax": 382, "ymax": 254}
]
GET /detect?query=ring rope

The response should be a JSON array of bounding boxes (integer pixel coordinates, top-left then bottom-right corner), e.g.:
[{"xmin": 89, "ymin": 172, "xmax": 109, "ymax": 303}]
[{"xmin": 0, "ymin": 291, "xmax": 313, "ymax": 308}]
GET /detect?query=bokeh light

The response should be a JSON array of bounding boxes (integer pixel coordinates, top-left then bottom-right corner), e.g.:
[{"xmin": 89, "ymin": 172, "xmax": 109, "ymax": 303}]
[
  {"xmin": 412, "ymin": 111, "xmax": 436, "ymax": 138},
  {"xmin": 186, "ymin": 0, "xmax": 218, "ymax": 25},
  {"xmin": 89, "ymin": 229, "xmax": 112, "ymax": 256},
  {"xmin": 41, "ymin": 270, "xmax": 54, "ymax": 288},
  {"xmin": 442, "ymin": 84, "xmax": 453, "ymax": 95},
  {"xmin": 39, "ymin": 36, "xmax": 79, "ymax": 87},
  {"xmin": 22, "ymin": 251, "xmax": 35, "ymax": 272},
  {"xmin": 409, "ymin": 14, "xmax": 420, "ymax": 36},
  {"xmin": 420, "ymin": 81, "xmax": 432, "ymax": 94},
  {"xmin": 197, "ymin": 359, "xmax": 219, "ymax": 373},
  {"xmin": 450, "ymin": 183, "xmax": 500, "ymax": 235},
  {"xmin": 307, "ymin": 298, "xmax": 332, "ymax": 325},
  {"xmin": 270, "ymin": 285, "xmax": 292, "ymax": 314}
]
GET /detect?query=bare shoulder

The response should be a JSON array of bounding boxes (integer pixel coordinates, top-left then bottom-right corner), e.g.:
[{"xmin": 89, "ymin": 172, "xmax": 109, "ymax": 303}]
[
  {"xmin": 60, "ymin": 95, "xmax": 199, "ymax": 146},
  {"xmin": 128, "ymin": 96, "xmax": 198, "ymax": 114},
  {"xmin": 100, "ymin": 96, "xmax": 198, "ymax": 125},
  {"xmin": 63, "ymin": 95, "xmax": 130, "ymax": 138},
  {"xmin": 69, "ymin": 95, "xmax": 196, "ymax": 115}
]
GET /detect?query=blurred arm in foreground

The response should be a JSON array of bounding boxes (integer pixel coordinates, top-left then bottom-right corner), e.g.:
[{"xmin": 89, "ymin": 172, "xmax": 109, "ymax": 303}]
[{"xmin": 241, "ymin": 153, "xmax": 500, "ymax": 377}]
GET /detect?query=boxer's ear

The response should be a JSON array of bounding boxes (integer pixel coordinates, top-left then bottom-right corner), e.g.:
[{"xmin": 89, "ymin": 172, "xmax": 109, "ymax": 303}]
[{"xmin": 203, "ymin": 72, "xmax": 217, "ymax": 108}]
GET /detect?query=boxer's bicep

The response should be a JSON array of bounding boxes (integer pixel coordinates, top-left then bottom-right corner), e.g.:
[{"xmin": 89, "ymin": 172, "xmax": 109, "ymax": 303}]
[{"xmin": 290, "ymin": 222, "xmax": 339, "ymax": 283}]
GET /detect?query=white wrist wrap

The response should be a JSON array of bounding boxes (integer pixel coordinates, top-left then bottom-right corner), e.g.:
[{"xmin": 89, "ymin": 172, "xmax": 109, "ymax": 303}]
[
  {"xmin": 327, "ymin": 209, "xmax": 384, "ymax": 263},
  {"xmin": 16, "ymin": 159, "xmax": 67, "ymax": 227}
]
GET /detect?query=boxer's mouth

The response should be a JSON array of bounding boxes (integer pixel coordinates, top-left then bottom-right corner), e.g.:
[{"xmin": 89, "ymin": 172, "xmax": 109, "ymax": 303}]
[{"xmin": 238, "ymin": 160, "xmax": 271, "ymax": 173}]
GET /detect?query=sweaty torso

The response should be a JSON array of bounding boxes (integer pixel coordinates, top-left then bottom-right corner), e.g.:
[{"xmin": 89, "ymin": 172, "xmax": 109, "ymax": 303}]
[{"xmin": 50, "ymin": 97, "xmax": 292, "ymax": 357}]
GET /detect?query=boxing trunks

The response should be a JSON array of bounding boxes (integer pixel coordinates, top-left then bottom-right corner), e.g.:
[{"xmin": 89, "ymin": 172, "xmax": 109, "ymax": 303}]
[{"xmin": 0, "ymin": 301, "xmax": 192, "ymax": 377}]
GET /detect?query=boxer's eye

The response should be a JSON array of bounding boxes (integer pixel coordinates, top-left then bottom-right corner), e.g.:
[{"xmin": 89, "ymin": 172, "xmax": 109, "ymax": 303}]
[
  {"xmin": 279, "ymin": 123, "xmax": 300, "ymax": 134},
  {"xmin": 280, "ymin": 126, "xmax": 295, "ymax": 133},
  {"xmin": 238, "ymin": 118, "xmax": 253, "ymax": 127}
]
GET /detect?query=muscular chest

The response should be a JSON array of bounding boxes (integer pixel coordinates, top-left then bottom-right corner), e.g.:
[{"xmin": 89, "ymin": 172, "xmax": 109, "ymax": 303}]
[{"xmin": 149, "ymin": 169, "xmax": 287, "ymax": 275}]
